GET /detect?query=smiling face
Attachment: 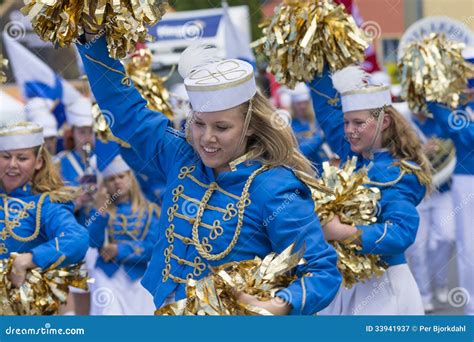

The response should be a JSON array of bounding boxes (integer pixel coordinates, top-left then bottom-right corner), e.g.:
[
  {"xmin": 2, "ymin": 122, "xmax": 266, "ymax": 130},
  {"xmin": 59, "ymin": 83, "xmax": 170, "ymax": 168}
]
[
  {"xmin": 343, "ymin": 109, "xmax": 390, "ymax": 157},
  {"xmin": 0, "ymin": 148, "xmax": 43, "ymax": 193},
  {"xmin": 190, "ymin": 105, "xmax": 252, "ymax": 174}
]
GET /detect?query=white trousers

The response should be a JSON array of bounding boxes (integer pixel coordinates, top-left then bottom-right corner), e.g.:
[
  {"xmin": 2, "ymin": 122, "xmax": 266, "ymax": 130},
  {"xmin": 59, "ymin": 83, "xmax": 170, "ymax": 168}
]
[
  {"xmin": 319, "ymin": 264, "xmax": 424, "ymax": 315},
  {"xmin": 90, "ymin": 267, "xmax": 155, "ymax": 315},
  {"xmin": 407, "ymin": 190, "xmax": 455, "ymax": 303},
  {"xmin": 452, "ymin": 175, "xmax": 474, "ymax": 315}
]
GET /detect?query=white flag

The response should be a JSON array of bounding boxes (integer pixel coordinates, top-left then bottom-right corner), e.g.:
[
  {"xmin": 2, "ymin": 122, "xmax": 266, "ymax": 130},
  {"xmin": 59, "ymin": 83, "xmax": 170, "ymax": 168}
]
[
  {"xmin": 2, "ymin": 32, "xmax": 82, "ymax": 126},
  {"xmin": 221, "ymin": 1, "xmax": 255, "ymax": 64}
]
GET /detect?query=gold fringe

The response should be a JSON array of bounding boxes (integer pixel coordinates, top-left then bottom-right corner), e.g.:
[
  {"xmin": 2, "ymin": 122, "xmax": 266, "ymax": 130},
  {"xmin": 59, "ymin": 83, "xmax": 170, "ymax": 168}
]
[
  {"xmin": 399, "ymin": 33, "xmax": 474, "ymax": 114},
  {"xmin": 252, "ymin": 0, "xmax": 370, "ymax": 88}
]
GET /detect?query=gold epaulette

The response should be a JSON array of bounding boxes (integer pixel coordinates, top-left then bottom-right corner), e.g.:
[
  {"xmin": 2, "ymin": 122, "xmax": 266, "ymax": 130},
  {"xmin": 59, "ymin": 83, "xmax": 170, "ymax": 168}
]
[
  {"xmin": 48, "ymin": 186, "xmax": 81, "ymax": 203},
  {"xmin": 366, "ymin": 159, "xmax": 431, "ymax": 187}
]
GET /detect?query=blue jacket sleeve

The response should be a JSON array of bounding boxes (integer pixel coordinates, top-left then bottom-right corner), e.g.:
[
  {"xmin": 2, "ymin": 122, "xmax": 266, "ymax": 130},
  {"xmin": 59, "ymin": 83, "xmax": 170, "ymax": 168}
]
[
  {"xmin": 116, "ymin": 206, "xmax": 160, "ymax": 265},
  {"xmin": 76, "ymin": 36, "xmax": 195, "ymax": 183},
  {"xmin": 308, "ymin": 70, "xmax": 351, "ymax": 159},
  {"xmin": 31, "ymin": 199, "xmax": 89, "ymax": 269},
  {"xmin": 258, "ymin": 167, "xmax": 341, "ymax": 315},
  {"xmin": 427, "ymin": 102, "xmax": 474, "ymax": 149},
  {"xmin": 357, "ymin": 173, "xmax": 423, "ymax": 255},
  {"xmin": 298, "ymin": 133, "xmax": 324, "ymax": 163},
  {"xmin": 87, "ymin": 210, "xmax": 109, "ymax": 249}
]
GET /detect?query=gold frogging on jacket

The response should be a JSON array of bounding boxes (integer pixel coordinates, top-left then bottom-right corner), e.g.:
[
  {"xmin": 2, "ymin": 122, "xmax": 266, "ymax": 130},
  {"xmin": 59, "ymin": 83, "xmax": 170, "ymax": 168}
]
[{"xmin": 161, "ymin": 162, "xmax": 269, "ymax": 284}]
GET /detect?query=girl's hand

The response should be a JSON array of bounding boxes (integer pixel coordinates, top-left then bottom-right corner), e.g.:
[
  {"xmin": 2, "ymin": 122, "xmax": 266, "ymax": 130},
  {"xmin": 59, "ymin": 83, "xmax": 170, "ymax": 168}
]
[
  {"xmin": 74, "ymin": 190, "xmax": 94, "ymax": 210},
  {"xmin": 9, "ymin": 253, "xmax": 36, "ymax": 288},
  {"xmin": 236, "ymin": 291, "xmax": 291, "ymax": 316},
  {"xmin": 322, "ymin": 215, "xmax": 358, "ymax": 241},
  {"xmin": 100, "ymin": 244, "xmax": 118, "ymax": 262}
]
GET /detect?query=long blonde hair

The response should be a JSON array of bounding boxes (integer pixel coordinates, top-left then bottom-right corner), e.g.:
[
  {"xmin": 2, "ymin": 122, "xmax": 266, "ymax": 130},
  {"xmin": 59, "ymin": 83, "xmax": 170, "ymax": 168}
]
[
  {"xmin": 32, "ymin": 146, "xmax": 65, "ymax": 193},
  {"xmin": 242, "ymin": 91, "xmax": 315, "ymax": 175},
  {"xmin": 380, "ymin": 106, "xmax": 432, "ymax": 188}
]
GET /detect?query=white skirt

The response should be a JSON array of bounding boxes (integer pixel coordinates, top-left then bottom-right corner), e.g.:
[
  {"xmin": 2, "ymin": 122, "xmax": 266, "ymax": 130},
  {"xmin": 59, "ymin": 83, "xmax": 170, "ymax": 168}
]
[
  {"xmin": 70, "ymin": 248, "xmax": 98, "ymax": 294},
  {"xmin": 90, "ymin": 267, "xmax": 155, "ymax": 315},
  {"xmin": 319, "ymin": 264, "xmax": 424, "ymax": 315}
]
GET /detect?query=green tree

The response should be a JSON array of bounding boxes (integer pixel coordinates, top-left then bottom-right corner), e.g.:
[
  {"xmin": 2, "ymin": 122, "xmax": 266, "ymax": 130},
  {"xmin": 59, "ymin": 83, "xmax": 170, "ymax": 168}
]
[{"xmin": 170, "ymin": 0, "xmax": 263, "ymax": 40}]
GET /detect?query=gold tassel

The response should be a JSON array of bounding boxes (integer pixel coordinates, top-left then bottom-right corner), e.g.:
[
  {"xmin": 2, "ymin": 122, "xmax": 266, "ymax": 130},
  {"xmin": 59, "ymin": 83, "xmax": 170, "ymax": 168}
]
[
  {"xmin": 21, "ymin": 0, "xmax": 168, "ymax": 59},
  {"xmin": 399, "ymin": 33, "xmax": 474, "ymax": 115},
  {"xmin": 252, "ymin": 0, "xmax": 370, "ymax": 88}
]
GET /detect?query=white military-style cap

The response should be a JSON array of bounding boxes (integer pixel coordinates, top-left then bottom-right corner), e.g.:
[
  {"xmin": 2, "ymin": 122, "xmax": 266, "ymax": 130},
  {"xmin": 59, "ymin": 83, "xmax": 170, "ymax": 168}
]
[
  {"xmin": 178, "ymin": 44, "xmax": 257, "ymax": 112},
  {"xmin": 288, "ymin": 82, "xmax": 311, "ymax": 103},
  {"xmin": 25, "ymin": 97, "xmax": 58, "ymax": 138},
  {"xmin": 0, "ymin": 121, "xmax": 44, "ymax": 151},
  {"xmin": 332, "ymin": 66, "xmax": 392, "ymax": 113},
  {"xmin": 102, "ymin": 154, "xmax": 131, "ymax": 179},
  {"xmin": 66, "ymin": 97, "xmax": 93, "ymax": 127}
]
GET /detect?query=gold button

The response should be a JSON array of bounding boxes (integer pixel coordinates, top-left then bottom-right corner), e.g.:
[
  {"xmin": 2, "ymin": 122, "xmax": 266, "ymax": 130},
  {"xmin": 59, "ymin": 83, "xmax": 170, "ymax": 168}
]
[{"xmin": 209, "ymin": 182, "xmax": 217, "ymax": 189}]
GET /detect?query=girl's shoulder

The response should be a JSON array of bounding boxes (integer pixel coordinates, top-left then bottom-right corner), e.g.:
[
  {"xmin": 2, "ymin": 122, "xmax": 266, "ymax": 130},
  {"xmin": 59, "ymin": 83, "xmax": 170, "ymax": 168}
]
[
  {"xmin": 368, "ymin": 159, "xmax": 427, "ymax": 204},
  {"xmin": 252, "ymin": 165, "xmax": 314, "ymax": 197}
]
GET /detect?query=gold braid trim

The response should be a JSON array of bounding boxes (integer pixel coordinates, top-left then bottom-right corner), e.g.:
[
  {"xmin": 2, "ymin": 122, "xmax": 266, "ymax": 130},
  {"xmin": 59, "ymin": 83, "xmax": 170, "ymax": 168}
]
[
  {"xmin": 308, "ymin": 86, "xmax": 340, "ymax": 106},
  {"xmin": 45, "ymin": 254, "xmax": 66, "ymax": 271},
  {"xmin": 139, "ymin": 203, "xmax": 155, "ymax": 241},
  {"xmin": 191, "ymin": 166, "xmax": 269, "ymax": 261},
  {"xmin": 366, "ymin": 160, "xmax": 430, "ymax": 188},
  {"xmin": 396, "ymin": 160, "xmax": 431, "ymax": 186},
  {"xmin": 84, "ymin": 54, "xmax": 131, "ymax": 86},
  {"xmin": 4, "ymin": 193, "xmax": 48, "ymax": 243}
]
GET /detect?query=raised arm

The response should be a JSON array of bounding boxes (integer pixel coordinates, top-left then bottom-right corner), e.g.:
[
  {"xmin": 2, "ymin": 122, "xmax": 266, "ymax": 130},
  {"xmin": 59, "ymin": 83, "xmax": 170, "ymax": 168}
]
[
  {"xmin": 76, "ymin": 37, "xmax": 194, "ymax": 181},
  {"xmin": 308, "ymin": 70, "xmax": 351, "ymax": 159},
  {"xmin": 427, "ymin": 102, "xmax": 474, "ymax": 149}
]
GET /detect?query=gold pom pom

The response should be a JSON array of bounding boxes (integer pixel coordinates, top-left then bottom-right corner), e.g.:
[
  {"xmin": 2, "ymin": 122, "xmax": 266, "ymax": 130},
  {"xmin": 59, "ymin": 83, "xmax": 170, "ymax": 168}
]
[
  {"xmin": 0, "ymin": 55, "xmax": 8, "ymax": 84},
  {"xmin": 92, "ymin": 103, "xmax": 131, "ymax": 147},
  {"xmin": 124, "ymin": 48, "xmax": 174, "ymax": 119},
  {"xmin": 252, "ymin": 0, "xmax": 370, "ymax": 88},
  {"xmin": 399, "ymin": 33, "xmax": 474, "ymax": 114},
  {"xmin": 155, "ymin": 243, "xmax": 304, "ymax": 315},
  {"xmin": 0, "ymin": 256, "xmax": 89, "ymax": 315},
  {"xmin": 21, "ymin": 0, "xmax": 168, "ymax": 59},
  {"xmin": 312, "ymin": 157, "xmax": 387, "ymax": 288}
]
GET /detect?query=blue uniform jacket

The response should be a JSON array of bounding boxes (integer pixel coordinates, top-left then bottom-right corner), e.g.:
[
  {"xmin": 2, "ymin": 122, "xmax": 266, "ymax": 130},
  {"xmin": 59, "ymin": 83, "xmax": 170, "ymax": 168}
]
[
  {"xmin": 88, "ymin": 202, "xmax": 160, "ymax": 281},
  {"xmin": 411, "ymin": 116, "xmax": 452, "ymax": 192},
  {"xmin": 56, "ymin": 150, "xmax": 96, "ymax": 225},
  {"xmin": 309, "ymin": 70, "xmax": 427, "ymax": 267},
  {"xmin": 427, "ymin": 101, "xmax": 474, "ymax": 175},
  {"xmin": 77, "ymin": 36, "xmax": 341, "ymax": 315},
  {"xmin": 291, "ymin": 119, "xmax": 327, "ymax": 174},
  {"xmin": 0, "ymin": 184, "xmax": 89, "ymax": 269}
]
